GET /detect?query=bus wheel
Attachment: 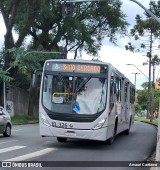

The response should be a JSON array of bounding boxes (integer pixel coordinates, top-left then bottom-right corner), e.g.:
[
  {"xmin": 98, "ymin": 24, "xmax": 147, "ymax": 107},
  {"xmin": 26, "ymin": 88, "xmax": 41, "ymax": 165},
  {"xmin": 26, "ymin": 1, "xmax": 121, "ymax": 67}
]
[
  {"xmin": 107, "ymin": 124, "xmax": 117, "ymax": 145},
  {"xmin": 57, "ymin": 137, "xmax": 67, "ymax": 142}
]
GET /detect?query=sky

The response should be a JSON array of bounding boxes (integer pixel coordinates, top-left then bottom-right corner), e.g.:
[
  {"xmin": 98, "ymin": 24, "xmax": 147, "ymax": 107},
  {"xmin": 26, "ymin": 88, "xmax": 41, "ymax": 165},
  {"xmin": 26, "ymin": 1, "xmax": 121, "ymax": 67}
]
[{"xmin": 0, "ymin": 0, "xmax": 160, "ymax": 89}]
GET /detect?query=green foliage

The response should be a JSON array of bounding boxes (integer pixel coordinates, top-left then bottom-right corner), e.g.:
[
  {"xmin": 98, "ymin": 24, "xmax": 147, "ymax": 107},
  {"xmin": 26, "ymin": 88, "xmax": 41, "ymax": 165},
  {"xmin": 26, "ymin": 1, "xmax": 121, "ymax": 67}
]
[
  {"xmin": 125, "ymin": 1, "xmax": 160, "ymax": 53},
  {"xmin": 0, "ymin": 68, "xmax": 13, "ymax": 82},
  {"xmin": 137, "ymin": 86, "xmax": 160, "ymax": 110},
  {"xmin": 134, "ymin": 116, "xmax": 158, "ymax": 126},
  {"xmin": 135, "ymin": 103, "xmax": 141, "ymax": 114},
  {"xmin": 12, "ymin": 0, "xmax": 128, "ymax": 57},
  {"xmin": 0, "ymin": 0, "xmax": 129, "ymax": 89},
  {"xmin": 137, "ymin": 89, "xmax": 148, "ymax": 110},
  {"xmin": 141, "ymin": 82, "xmax": 149, "ymax": 90},
  {"xmin": 4, "ymin": 47, "xmax": 63, "ymax": 89},
  {"xmin": 11, "ymin": 115, "xmax": 39, "ymax": 125}
]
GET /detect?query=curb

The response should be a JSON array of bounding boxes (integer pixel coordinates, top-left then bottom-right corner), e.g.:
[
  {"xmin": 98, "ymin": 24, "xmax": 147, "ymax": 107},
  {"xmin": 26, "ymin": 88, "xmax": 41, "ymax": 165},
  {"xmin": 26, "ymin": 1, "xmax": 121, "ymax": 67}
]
[{"xmin": 12, "ymin": 121, "xmax": 39, "ymax": 125}]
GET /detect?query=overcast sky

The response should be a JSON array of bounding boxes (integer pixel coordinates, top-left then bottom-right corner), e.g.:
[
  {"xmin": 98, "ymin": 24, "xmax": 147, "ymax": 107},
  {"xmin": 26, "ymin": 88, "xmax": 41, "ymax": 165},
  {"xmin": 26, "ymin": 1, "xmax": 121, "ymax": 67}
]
[
  {"xmin": 77, "ymin": 0, "xmax": 160, "ymax": 89},
  {"xmin": 0, "ymin": 0, "xmax": 159, "ymax": 89}
]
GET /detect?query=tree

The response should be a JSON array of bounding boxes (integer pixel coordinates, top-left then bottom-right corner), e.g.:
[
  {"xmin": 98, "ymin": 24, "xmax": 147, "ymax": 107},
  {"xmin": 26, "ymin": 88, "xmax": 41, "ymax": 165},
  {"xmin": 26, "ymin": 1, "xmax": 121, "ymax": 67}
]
[
  {"xmin": 0, "ymin": 0, "xmax": 41, "ymax": 69},
  {"xmin": 0, "ymin": 0, "xmax": 128, "ymax": 114},
  {"xmin": 137, "ymin": 89, "xmax": 148, "ymax": 110},
  {"xmin": 137, "ymin": 83, "xmax": 160, "ymax": 117},
  {"xmin": 125, "ymin": 1, "xmax": 160, "ymax": 120},
  {"xmin": 14, "ymin": 0, "xmax": 128, "ymax": 58},
  {"xmin": 0, "ymin": 0, "xmax": 41, "ymax": 106}
]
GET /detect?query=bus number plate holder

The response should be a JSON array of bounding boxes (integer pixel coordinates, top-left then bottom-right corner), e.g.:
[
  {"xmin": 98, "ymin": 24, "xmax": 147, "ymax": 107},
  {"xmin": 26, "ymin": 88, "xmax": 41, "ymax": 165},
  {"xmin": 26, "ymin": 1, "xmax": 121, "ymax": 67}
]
[{"xmin": 65, "ymin": 131, "xmax": 76, "ymax": 137}]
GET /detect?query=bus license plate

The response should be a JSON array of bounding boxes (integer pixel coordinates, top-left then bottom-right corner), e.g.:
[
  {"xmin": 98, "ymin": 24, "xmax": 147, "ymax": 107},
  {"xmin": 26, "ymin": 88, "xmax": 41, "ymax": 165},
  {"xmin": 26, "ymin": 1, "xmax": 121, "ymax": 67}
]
[
  {"xmin": 52, "ymin": 122, "xmax": 67, "ymax": 128},
  {"xmin": 65, "ymin": 131, "xmax": 76, "ymax": 137}
]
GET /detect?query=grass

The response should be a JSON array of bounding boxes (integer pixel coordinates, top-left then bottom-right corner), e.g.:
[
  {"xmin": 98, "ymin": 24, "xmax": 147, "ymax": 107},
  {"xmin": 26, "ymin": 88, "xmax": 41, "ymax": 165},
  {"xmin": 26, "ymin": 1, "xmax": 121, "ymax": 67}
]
[
  {"xmin": 11, "ymin": 115, "xmax": 39, "ymax": 125},
  {"xmin": 134, "ymin": 116, "xmax": 158, "ymax": 126}
]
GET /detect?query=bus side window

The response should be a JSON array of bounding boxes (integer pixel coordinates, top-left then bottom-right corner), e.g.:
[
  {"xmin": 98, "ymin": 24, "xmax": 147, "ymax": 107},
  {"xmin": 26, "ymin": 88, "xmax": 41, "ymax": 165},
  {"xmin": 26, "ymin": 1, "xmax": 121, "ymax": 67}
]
[
  {"xmin": 130, "ymin": 86, "xmax": 135, "ymax": 104},
  {"xmin": 110, "ymin": 76, "xmax": 116, "ymax": 102},
  {"xmin": 115, "ymin": 76, "xmax": 121, "ymax": 102},
  {"xmin": 125, "ymin": 82, "xmax": 128, "ymax": 102}
]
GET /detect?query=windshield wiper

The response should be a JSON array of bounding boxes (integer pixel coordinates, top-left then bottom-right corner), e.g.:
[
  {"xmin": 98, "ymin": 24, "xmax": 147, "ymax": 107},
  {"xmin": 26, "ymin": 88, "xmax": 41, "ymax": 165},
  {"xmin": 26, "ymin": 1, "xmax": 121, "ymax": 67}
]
[{"xmin": 75, "ymin": 75, "xmax": 92, "ymax": 93}]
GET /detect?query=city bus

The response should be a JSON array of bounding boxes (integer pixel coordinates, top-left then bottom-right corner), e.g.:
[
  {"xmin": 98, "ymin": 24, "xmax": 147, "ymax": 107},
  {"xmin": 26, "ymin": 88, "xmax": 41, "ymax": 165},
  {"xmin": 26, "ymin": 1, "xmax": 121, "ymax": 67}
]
[{"xmin": 39, "ymin": 59, "xmax": 135, "ymax": 144}]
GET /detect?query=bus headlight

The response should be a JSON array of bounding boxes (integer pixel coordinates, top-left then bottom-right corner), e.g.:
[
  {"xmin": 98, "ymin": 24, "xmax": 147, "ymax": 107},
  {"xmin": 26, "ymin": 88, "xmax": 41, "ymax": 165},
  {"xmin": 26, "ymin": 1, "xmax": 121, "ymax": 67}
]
[
  {"xmin": 93, "ymin": 118, "xmax": 106, "ymax": 130},
  {"xmin": 41, "ymin": 113, "xmax": 50, "ymax": 127}
]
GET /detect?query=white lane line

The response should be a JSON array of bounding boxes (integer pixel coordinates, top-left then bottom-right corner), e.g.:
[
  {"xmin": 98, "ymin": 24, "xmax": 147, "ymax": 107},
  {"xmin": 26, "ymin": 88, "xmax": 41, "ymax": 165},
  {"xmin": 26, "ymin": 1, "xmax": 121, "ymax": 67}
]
[
  {"xmin": 12, "ymin": 129, "xmax": 23, "ymax": 132},
  {"xmin": 0, "ymin": 146, "xmax": 26, "ymax": 154},
  {"xmin": 4, "ymin": 148, "xmax": 56, "ymax": 161},
  {"xmin": 44, "ymin": 141, "xmax": 53, "ymax": 145},
  {"xmin": 0, "ymin": 140, "xmax": 18, "ymax": 145}
]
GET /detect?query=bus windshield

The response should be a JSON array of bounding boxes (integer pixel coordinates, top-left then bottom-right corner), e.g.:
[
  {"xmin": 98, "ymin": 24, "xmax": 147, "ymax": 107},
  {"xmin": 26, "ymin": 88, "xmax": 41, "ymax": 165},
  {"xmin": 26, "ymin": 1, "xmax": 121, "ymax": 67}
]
[{"xmin": 42, "ymin": 74, "xmax": 107, "ymax": 115}]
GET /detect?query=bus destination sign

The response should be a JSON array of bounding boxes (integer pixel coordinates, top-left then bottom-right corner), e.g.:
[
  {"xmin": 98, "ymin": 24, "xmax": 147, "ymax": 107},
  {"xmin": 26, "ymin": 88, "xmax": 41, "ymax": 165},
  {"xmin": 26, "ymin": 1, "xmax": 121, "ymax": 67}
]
[{"xmin": 45, "ymin": 63, "xmax": 101, "ymax": 74}]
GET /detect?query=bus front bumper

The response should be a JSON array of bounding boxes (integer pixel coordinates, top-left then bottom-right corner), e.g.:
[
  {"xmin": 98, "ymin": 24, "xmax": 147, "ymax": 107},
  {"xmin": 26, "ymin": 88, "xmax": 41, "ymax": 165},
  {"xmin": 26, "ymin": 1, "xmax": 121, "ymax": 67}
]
[{"xmin": 40, "ymin": 123, "xmax": 108, "ymax": 141}]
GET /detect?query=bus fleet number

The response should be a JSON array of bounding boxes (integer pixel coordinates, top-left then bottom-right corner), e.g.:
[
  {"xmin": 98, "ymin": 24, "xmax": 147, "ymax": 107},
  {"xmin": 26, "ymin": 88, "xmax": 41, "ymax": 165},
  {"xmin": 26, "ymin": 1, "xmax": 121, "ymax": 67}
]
[{"xmin": 52, "ymin": 121, "xmax": 67, "ymax": 128}]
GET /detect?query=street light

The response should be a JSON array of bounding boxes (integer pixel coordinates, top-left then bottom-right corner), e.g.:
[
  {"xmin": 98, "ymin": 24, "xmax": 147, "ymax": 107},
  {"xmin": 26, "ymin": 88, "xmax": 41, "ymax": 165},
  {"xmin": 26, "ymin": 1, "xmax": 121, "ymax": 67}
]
[
  {"xmin": 129, "ymin": 0, "xmax": 160, "ymax": 24},
  {"xmin": 132, "ymin": 72, "xmax": 140, "ymax": 89},
  {"xmin": 126, "ymin": 64, "xmax": 149, "ymax": 80}
]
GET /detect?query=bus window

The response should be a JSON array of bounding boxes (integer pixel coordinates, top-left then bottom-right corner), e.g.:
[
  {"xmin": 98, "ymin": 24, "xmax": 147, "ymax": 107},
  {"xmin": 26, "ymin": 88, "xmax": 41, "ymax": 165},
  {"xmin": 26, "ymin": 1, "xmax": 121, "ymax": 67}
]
[
  {"xmin": 110, "ymin": 75, "xmax": 115, "ymax": 102},
  {"xmin": 116, "ymin": 76, "xmax": 122, "ymax": 102},
  {"xmin": 42, "ymin": 74, "xmax": 107, "ymax": 115},
  {"xmin": 125, "ymin": 82, "xmax": 128, "ymax": 102},
  {"xmin": 130, "ymin": 87, "xmax": 135, "ymax": 104}
]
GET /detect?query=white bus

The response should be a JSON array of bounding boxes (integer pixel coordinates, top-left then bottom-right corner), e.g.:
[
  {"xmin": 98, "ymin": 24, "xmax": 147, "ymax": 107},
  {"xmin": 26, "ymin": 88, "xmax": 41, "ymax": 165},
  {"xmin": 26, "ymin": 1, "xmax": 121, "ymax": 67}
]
[{"xmin": 39, "ymin": 59, "xmax": 135, "ymax": 144}]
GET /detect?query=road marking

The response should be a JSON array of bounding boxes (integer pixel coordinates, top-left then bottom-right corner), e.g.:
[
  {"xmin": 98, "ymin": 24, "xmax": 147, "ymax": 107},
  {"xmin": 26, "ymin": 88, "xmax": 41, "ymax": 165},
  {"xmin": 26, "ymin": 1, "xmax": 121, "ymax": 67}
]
[
  {"xmin": 12, "ymin": 129, "xmax": 23, "ymax": 132},
  {"xmin": 0, "ymin": 146, "xmax": 26, "ymax": 154},
  {"xmin": 44, "ymin": 141, "xmax": 53, "ymax": 145},
  {"xmin": 4, "ymin": 148, "xmax": 56, "ymax": 161},
  {"xmin": 0, "ymin": 140, "xmax": 18, "ymax": 145}
]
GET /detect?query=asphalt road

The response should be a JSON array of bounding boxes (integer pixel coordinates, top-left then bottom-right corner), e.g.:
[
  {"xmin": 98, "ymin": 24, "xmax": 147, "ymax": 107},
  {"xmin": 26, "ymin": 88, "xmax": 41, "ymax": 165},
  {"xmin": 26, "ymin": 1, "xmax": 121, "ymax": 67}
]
[{"xmin": 0, "ymin": 121, "xmax": 157, "ymax": 170}]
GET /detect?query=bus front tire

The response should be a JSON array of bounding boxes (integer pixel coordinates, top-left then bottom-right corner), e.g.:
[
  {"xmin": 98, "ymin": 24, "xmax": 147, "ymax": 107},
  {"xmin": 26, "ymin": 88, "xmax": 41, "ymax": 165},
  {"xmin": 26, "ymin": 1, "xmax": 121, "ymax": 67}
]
[
  {"xmin": 107, "ymin": 124, "xmax": 117, "ymax": 145},
  {"xmin": 57, "ymin": 137, "xmax": 67, "ymax": 142}
]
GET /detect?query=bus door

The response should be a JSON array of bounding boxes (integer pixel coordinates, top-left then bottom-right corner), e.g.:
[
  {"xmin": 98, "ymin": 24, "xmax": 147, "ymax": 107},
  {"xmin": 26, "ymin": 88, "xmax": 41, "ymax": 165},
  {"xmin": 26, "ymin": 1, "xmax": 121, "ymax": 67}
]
[
  {"xmin": 109, "ymin": 73, "xmax": 116, "ymax": 125},
  {"xmin": 115, "ymin": 75, "xmax": 122, "ymax": 129},
  {"xmin": 124, "ymin": 81, "xmax": 130, "ymax": 125},
  {"xmin": 121, "ymin": 78, "xmax": 125, "ymax": 127}
]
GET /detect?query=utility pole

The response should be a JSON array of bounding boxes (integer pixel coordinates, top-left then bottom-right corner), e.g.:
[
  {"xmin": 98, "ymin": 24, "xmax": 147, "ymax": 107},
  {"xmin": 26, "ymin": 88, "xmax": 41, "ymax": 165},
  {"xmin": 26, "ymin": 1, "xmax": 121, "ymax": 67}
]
[
  {"xmin": 132, "ymin": 72, "xmax": 140, "ymax": 90},
  {"xmin": 151, "ymin": 62, "xmax": 155, "ymax": 120},
  {"xmin": 146, "ymin": 31, "xmax": 153, "ymax": 120}
]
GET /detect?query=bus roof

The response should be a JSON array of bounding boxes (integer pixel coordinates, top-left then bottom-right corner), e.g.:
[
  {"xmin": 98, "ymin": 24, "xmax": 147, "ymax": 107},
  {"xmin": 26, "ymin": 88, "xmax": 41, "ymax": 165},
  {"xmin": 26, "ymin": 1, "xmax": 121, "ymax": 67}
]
[{"xmin": 45, "ymin": 59, "xmax": 110, "ymax": 66}]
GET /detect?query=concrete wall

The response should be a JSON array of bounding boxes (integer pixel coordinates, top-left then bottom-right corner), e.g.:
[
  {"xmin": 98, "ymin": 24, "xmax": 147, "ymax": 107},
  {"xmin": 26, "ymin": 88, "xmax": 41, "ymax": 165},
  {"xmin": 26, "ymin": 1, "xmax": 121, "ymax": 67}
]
[{"xmin": 6, "ymin": 87, "xmax": 38, "ymax": 116}]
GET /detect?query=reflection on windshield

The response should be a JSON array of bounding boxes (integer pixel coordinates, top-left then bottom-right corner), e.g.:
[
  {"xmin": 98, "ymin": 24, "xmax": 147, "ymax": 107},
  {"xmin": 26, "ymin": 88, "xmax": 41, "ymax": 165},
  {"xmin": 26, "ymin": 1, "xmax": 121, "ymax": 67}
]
[{"xmin": 42, "ymin": 75, "xmax": 107, "ymax": 115}]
